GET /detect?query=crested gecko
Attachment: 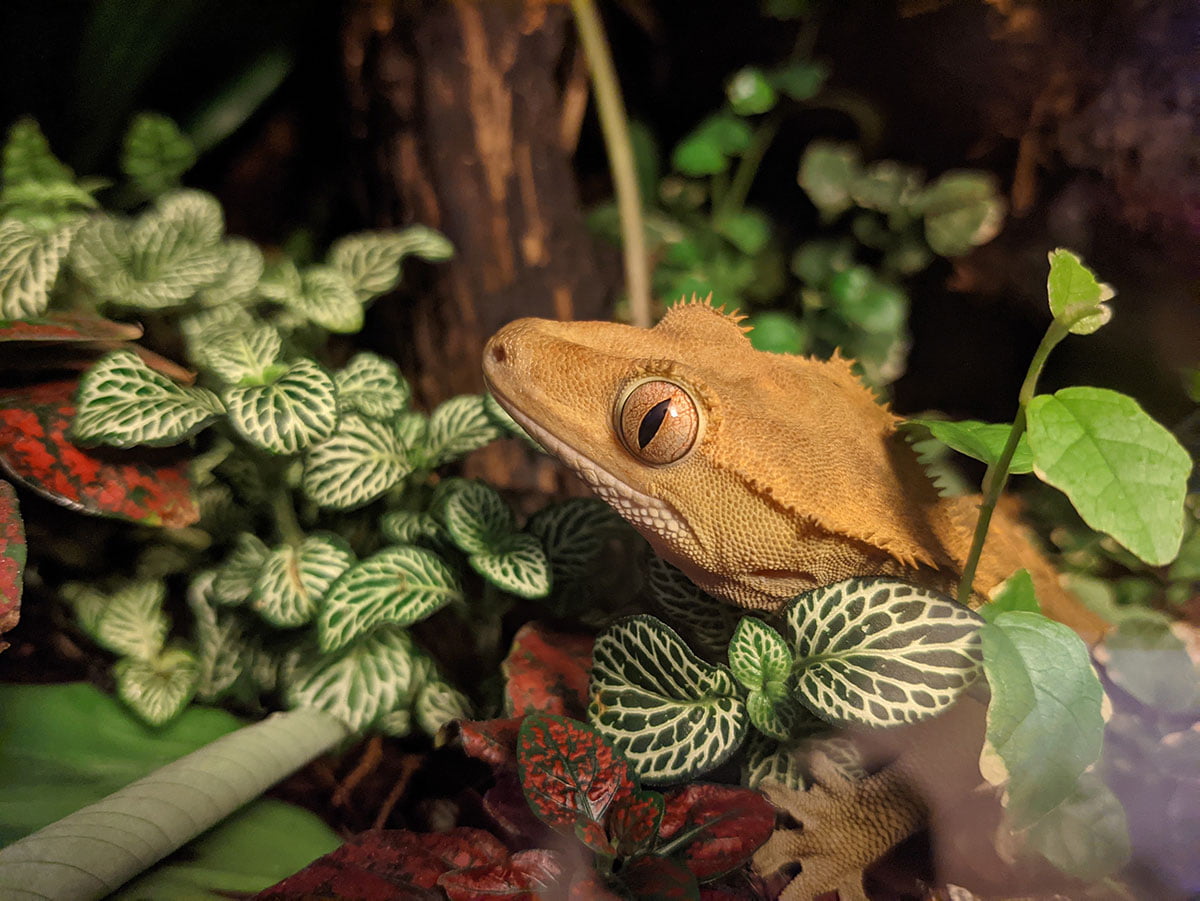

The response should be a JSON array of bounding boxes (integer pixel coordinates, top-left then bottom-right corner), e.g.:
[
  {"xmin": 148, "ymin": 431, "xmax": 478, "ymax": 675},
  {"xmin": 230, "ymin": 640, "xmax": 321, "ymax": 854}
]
[{"xmin": 482, "ymin": 297, "xmax": 1109, "ymax": 899}]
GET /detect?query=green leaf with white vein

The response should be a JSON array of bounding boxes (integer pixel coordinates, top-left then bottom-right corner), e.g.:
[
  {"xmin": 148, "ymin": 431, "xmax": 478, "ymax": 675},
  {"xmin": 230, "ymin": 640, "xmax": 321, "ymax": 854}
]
[
  {"xmin": 279, "ymin": 265, "xmax": 362, "ymax": 333},
  {"xmin": 0, "ymin": 217, "xmax": 82, "ymax": 318},
  {"xmin": 589, "ymin": 615, "xmax": 748, "ymax": 783},
  {"xmin": 980, "ymin": 611, "xmax": 1104, "ymax": 827},
  {"xmin": 422, "ymin": 394, "xmax": 505, "ymax": 467},
  {"xmin": 335, "ymin": 352, "xmax": 410, "ymax": 419},
  {"xmin": 327, "ymin": 226, "xmax": 453, "ymax": 301},
  {"xmin": 92, "ymin": 579, "xmax": 169, "ymax": 659},
  {"xmin": 380, "ymin": 510, "xmax": 447, "ymax": 547},
  {"xmin": 318, "ymin": 545, "xmax": 463, "ymax": 652},
  {"xmin": 527, "ymin": 499, "xmax": 625, "ymax": 585},
  {"xmin": 301, "ymin": 413, "xmax": 412, "ymax": 509},
  {"xmin": 286, "ymin": 625, "xmax": 420, "ymax": 732},
  {"xmin": 470, "ymin": 532, "xmax": 551, "ymax": 598},
  {"xmin": 121, "ymin": 113, "xmax": 197, "ymax": 198},
  {"xmin": 212, "ymin": 533, "xmax": 269, "ymax": 605},
  {"xmin": 785, "ymin": 578, "xmax": 983, "ymax": 728},
  {"xmin": 441, "ymin": 480, "xmax": 516, "ymax": 554},
  {"xmin": 224, "ymin": 358, "xmax": 338, "ymax": 454},
  {"xmin": 728, "ymin": 617, "xmax": 792, "ymax": 696},
  {"xmin": 644, "ymin": 557, "xmax": 741, "ymax": 654},
  {"xmin": 747, "ymin": 691, "xmax": 804, "ymax": 741},
  {"xmin": 414, "ymin": 680, "xmax": 472, "ymax": 735},
  {"xmin": 115, "ymin": 647, "xmax": 200, "ymax": 726},
  {"xmin": 71, "ymin": 350, "xmax": 224, "ymax": 448},
  {"xmin": 1027, "ymin": 387, "xmax": 1190, "ymax": 565},
  {"xmin": 251, "ymin": 533, "xmax": 355, "ymax": 628},
  {"xmin": 193, "ymin": 323, "xmax": 282, "ymax": 384}
]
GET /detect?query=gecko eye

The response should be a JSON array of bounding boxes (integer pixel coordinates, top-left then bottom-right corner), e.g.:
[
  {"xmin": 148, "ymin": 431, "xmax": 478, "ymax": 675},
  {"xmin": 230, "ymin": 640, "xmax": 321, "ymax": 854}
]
[{"xmin": 616, "ymin": 380, "xmax": 700, "ymax": 465}]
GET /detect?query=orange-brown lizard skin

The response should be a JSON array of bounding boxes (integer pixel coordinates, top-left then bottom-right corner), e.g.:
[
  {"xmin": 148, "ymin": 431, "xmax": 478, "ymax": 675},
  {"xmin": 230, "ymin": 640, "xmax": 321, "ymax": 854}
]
[{"xmin": 481, "ymin": 298, "xmax": 1110, "ymax": 898}]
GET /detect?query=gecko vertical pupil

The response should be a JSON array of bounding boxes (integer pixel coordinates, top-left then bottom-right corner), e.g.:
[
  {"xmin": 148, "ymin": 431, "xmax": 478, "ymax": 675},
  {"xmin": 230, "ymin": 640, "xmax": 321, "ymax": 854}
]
[{"xmin": 617, "ymin": 379, "xmax": 700, "ymax": 465}]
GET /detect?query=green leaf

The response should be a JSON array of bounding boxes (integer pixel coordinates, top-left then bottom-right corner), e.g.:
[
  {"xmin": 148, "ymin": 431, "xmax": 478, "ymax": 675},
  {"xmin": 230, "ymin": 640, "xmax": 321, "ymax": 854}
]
[
  {"xmin": 728, "ymin": 617, "xmax": 792, "ymax": 695},
  {"xmin": 785, "ymin": 578, "xmax": 983, "ymax": 728},
  {"xmin": 286, "ymin": 625, "xmax": 421, "ymax": 732},
  {"xmin": 91, "ymin": 579, "xmax": 168, "ymax": 659},
  {"xmin": 1046, "ymin": 249, "xmax": 1114, "ymax": 335},
  {"xmin": 71, "ymin": 350, "xmax": 224, "ymax": 448},
  {"xmin": 327, "ymin": 226, "xmax": 453, "ymax": 302},
  {"xmin": 286, "ymin": 265, "xmax": 363, "ymax": 333},
  {"xmin": 726, "ymin": 67, "xmax": 777, "ymax": 115},
  {"xmin": 589, "ymin": 615, "xmax": 748, "ymax": 784},
  {"xmin": 422, "ymin": 394, "xmax": 505, "ymax": 467},
  {"xmin": 470, "ymin": 532, "xmax": 551, "ymax": 599},
  {"xmin": 769, "ymin": 60, "xmax": 827, "ymax": 100},
  {"xmin": 904, "ymin": 418, "xmax": 1033, "ymax": 474},
  {"xmin": 379, "ymin": 509, "xmax": 447, "ymax": 546},
  {"xmin": 714, "ymin": 208, "xmax": 772, "ymax": 256},
  {"xmin": 979, "ymin": 611, "xmax": 1105, "ymax": 827},
  {"xmin": 318, "ymin": 546, "xmax": 463, "ymax": 653},
  {"xmin": 643, "ymin": 557, "xmax": 740, "ymax": 654},
  {"xmin": 212, "ymin": 533, "xmax": 269, "ymax": 605},
  {"xmin": 193, "ymin": 323, "xmax": 282, "ymax": 384},
  {"xmin": 526, "ymin": 498, "xmax": 623, "ymax": 586},
  {"xmin": 121, "ymin": 113, "xmax": 197, "ymax": 198},
  {"xmin": 2, "ymin": 118, "xmax": 74, "ymax": 188},
  {"xmin": 334, "ymin": 352, "xmax": 410, "ymax": 419},
  {"xmin": 301, "ymin": 413, "xmax": 412, "ymax": 509},
  {"xmin": 0, "ymin": 218, "xmax": 82, "ymax": 318},
  {"xmin": 672, "ymin": 114, "xmax": 753, "ymax": 176},
  {"xmin": 746, "ymin": 691, "xmax": 805, "ymax": 741},
  {"xmin": 1024, "ymin": 772, "xmax": 1130, "ymax": 880},
  {"xmin": 918, "ymin": 171, "xmax": 1005, "ymax": 256},
  {"xmin": 413, "ymin": 680, "xmax": 472, "ymax": 735},
  {"xmin": 441, "ymin": 479, "xmax": 515, "ymax": 555},
  {"xmin": 1027, "ymin": 387, "xmax": 1191, "ymax": 565},
  {"xmin": 115, "ymin": 647, "xmax": 199, "ymax": 726},
  {"xmin": 201, "ymin": 237, "xmax": 264, "ymax": 305},
  {"xmin": 850, "ymin": 160, "xmax": 922, "ymax": 214},
  {"xmin": 224, "ymin": 358, "xmax": 338, "ymax": 455},
  {"xmin": 798, "ymin": 141, "xmax": 863, "ymax": 219},
  {"xmin": 251, "ymin": 533, "xmax": 355, "ymax": 628},
  {"xmin": 746, "ymin": 311, "xmax": 809, "ymax": 355},
  {"xmin": 979, "ymin": 568, "xmax": 1039, "ymax": 622}
]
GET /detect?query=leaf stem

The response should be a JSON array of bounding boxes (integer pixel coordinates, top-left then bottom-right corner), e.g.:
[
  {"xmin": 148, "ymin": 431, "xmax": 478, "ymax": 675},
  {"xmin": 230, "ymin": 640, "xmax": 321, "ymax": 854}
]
[
  {"xmin": 570, "ymin": 0, "xmax": 652, "ymax": 328},
  {"xmin": 717, "ymin": 113, "xmax": 780, "ymax": 222},
  {"xmin": 272, "ymin": 487, "xmax": 305, "ymax": 547},
  {"xmin": 956, "ymin": 320, "xmax": 1069, "ymax": 605}
]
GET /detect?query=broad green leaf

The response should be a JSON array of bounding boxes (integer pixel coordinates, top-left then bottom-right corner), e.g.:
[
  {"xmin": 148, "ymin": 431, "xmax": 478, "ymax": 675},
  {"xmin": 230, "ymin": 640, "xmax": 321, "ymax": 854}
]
[
  {"xmin": 224, "ymin": 358, "xmax": 338, "ymax": 455},
  {"xmin": 919, "ymin": 171, "xmax": 1005, "ymax": 257},
  {"xmin": 904, "ymin": 418, "xmax": 1033, "ymax": 474},
  {"xmin": 251, "ymin": 533, "xmax": 355, "ymax": 628},
  {"xmin": 327, "ymin": 227, "xmax": 453, "ymax": 302},
  {"xmin": 728, "ymin": 617, "xmax": 792, "ymax": 695},
  {"xmin": 589, "ymin": 615, "xmax": 748, "ymax": 783},
  {"xmin": 121, "ymin": 113, "xmax": 197, "ymax": 198},
  {"xmin": 715, "ymin": 208, "xmax": 772, "ymax": 256},
  {"xmin": 441, "ymin": 479, "xmax": 515, "ymax": 554},
  {"xmin": 91, "ymin": 579, "xmax": 168, "ymax": 660},
  {"xmin": 798, "ymin": 141, "xmax": 862, "ymax": 218},
  {"xmin": 115, "ymin": 647, "xmax": 199, "ymax": 726},
  {"xmin": 318, "ymin": 545, "xmax": 463, "ymax": 652},
  {"xmin": 1046, "ymin": 249, "xmax": 1114, "ymax": 335},
  {"xmin": 470, "ymin": 532, "xmax": 551, "ymax": 598},
  {"xmin": 1024, "ymin": 772, "xmax": 1130, "ymax": 880},
  {"xmin": 379, "ymin": 509, "xmax": 447, "ymax": 546},
  {"xmin": 726, "ymin": 67, "xmax": 777, "ymax": 115},
  {"xmin": 286, "ymin": 625, "xmax": 421, "ymax": 732},
  {"xmin": 644, "ymin": 556, "xmax": 740, "ymax": 654},
  {"xmin": 334, "ymin": 352, "xmax": 410, "ymax": 419},
  {"xmin": 785, "ymin": 578, "xmax": 983, "ymax": 728},
  {"xmin": 672, "ymin": 114, "xmax": 753, "ymax": 176},
  {"xmin": 212, "ymin": 533, "xmax": 269, "ymax": 605},
  {"xmin": 526, "ymin": 498, "xmax": 623, "ymax": 586},
  {"xmin": 980, "ymin": 611, "xmax": 1104, "ymax": 827},
  {"xmin": 280, "ymin": 265, "xmax": 362, "ymax": 333},
  {"xmin": 746, "ymin": 310, "xmax": 809, "ymax": 355},
  {"xmin": 302, "ymin": 413, "xmax": 411, "ymax": 509},
  {"xmin": 200, "ymin": 237, "xmax": 264, "ymax": 305},
  {"xmin": 413, "ymin": 680, "xmax": 472, "ymax": 735},
  {"xmin": 0, "ymin": 218, "xmax": 82, "ymax": 318},
  {"xmin": 189, "ymin": 575, "xmax": 254, "ymax": 702},
  {"xmin": 1027, "ymin": 387, "xmax": 1190, "ymax": 565},
  {"xmin": 59, "ymin": 583, "xmax": 107, "ymax": 636},
  {"xmin": 980, "ymin": 568, "xmax": 1039, "ymax": 622},
  {"xmin": 850, "ymin": 160, "xmax": 922, "ymax": 214},
  {"xmin": 71, "ymin": 350, "xmax": 224, "ymax": 447},
  {"xmin": 422, "ymin": 394, "xmax": 506, "ymax": 467},
  {"xmin": 746, "ymin": 691, "xmax": 805, "ymax": 741},
  {"xmin": 769, "ymin": 60, "xmax": 827, "ymax": 100},
  {"xmin": 193, "ymin": 323, "xmax": 282, "ymax": 384}
]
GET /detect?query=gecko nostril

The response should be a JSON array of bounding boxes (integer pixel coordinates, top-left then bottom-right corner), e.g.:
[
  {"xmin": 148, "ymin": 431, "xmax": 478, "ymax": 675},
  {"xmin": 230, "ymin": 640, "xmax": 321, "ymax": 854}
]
[{"xmin": 490, "ymin": 342, "xmax": 507, "ymax": 365}]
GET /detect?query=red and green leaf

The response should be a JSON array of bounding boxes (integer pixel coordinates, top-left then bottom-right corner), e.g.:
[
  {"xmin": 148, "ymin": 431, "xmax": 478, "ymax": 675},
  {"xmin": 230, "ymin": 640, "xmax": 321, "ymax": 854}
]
[
  {"xmin": 607, "ymin": 788, "xmax": 665, "ymax": 857},
  {"xmin": 438, "ymin": 848, "xmax": 567, "ymax": 901},
  {"xmin": 459, "ymin": 716, "xmax": 523, "ymax": 769},
  {"xmin": 0, "ymin": 312, "xmax": 142, "ymax": 343},
  {"xmin": 503, "ymin": 621, "xmax": 593, "ymax": 718},
  {"xmin": 0, "ymin": 380, "xmax": 198, "ymax": 527},
  {"xmin": 657, "ymin": 785, "xmax": 774, "ymax": 882},
  {"xmin": 517, "ymin": 713, "xmax": 637, "ymax": 854},
  {"xmin": 620, "ymin": 855, "xmax": 701, "ymax": 900},
  {"xmin": 0, "ymin": 480, "xmax": 25, "ymax": 643}
]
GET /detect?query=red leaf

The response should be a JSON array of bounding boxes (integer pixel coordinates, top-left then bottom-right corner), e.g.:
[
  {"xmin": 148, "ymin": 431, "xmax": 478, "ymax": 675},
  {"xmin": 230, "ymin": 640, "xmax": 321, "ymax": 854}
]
[
  {"xmin": 459, "ymin": 716, "xmax": 523, "ymax": 769},
  {"xmin": 568, "ymin": 868, "xmax": 625, "ymax": 900},
  {"xmin": 607, "ymin": 788, "xmax": 665, "ymax": 857},
  {"xmin": 482, "ymin": 771, "xmax": 549, "ymax": 844},
  {"xmin": 658, "ymin": 785, "xmax": 775, "ymax": 882},
  {"xmin": 620, "ymin": 855, "xmax": 700, "ymax": 900},
  {"xmin": 0, "ymin": 480, "xmax": 25, "ymax": 644},
  {"xmin": 0, "ymin": 312, "xmax": 142, "ymax": 343},
  {"xmin": 254, "ymin": 858, "xmax": 431, "ymax": 900},
  {"xmin": 0, "ymin": 380, "xmax": 198, "ymax": 527},
  {"xmin": 503, "ymin": 622, "xmax": 594, "ymax": 717},
  {"xmin": 517, "ymin": 714, "xmax": 637, "ymax": 854},
  {"xmin": 438, "ymin": 848, "xmax": 567, "ymax": 901}
]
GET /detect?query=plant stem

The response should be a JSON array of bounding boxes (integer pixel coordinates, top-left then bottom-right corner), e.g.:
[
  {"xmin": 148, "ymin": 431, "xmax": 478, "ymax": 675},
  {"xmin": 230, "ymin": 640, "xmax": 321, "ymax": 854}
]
[
  {"xmin": 272, "ymin": 487, "xmax": 305, "ymax": 547},
  {"xmin": 717, "ymin": 113, "xmax": 780, "ymax": 222},
  {"xmin": 570, "ymin": 0, "xmax": 652, "ymax": 328},
  {"xmin": 956, "ymin": 320, "xmax": 1069, "ymax": 605}
]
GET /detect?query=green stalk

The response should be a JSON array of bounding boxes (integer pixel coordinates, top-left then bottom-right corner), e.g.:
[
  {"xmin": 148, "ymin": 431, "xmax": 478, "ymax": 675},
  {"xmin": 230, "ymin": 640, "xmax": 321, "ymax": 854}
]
[
  {"xmin": 957, "ymin": 320, "xmax": 1069, "ymax": 605},
  {"xmin": 717, "ymin": 113, "xmax": 780, "ymax": 222},
  {"xmin": 570, "ymin": 0, "xmax": 651, "ymax": 328}
]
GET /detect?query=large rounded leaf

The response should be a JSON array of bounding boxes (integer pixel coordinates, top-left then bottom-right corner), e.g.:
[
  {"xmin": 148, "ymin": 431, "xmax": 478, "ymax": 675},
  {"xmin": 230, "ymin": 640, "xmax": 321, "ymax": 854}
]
[
  {"xmin": 301, "ymin": 414, "xmax": 411, "ymax": 509},
  {"xmin": 224, "ymin": 359, "xmax": 337, "ymax": 455}
]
